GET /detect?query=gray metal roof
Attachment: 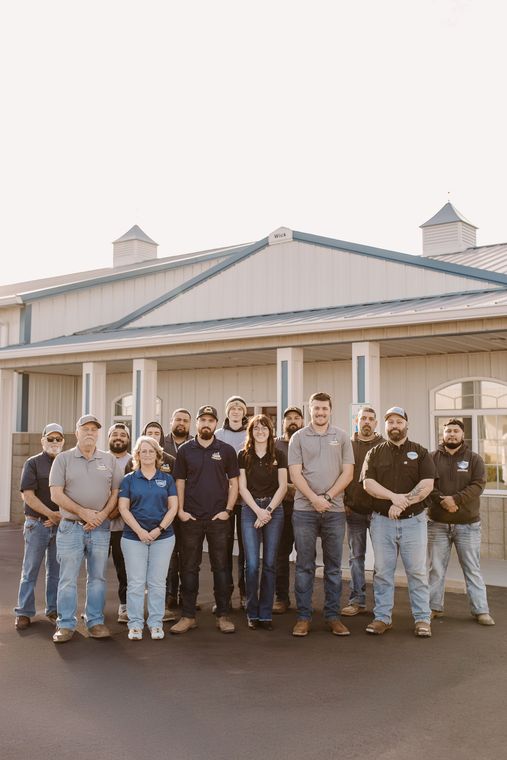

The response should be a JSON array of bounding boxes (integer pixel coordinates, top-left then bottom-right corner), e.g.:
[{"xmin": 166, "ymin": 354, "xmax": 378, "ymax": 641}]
[
  {"xmin": 420, "ymin": 202, "xmax": 477, "ymax": 229},
  {"xmin": 112, "ymin": 225, "xmax": 158, "ymax": 245},
  {"xmin": 3, "ymin": 288, "xmax": 506, "ymax": 352},
  {"xmin": 427, "ymin": 243, "xmax": 507, "ymax": 274}
]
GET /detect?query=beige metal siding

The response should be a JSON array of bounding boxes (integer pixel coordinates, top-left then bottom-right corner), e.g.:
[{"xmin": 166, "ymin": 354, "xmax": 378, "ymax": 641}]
[
  {"xmin": 29, "ymin": 257, "xmax": 228, "ymax": 342},
  {"xmin": 0, "ymin": 306, "xmax": 21, "ymax": 347},
  {"xmin": 130, "ymin": 241, "xmax": 495, "ymax": 328},
  {"xmin": 27, "ymin": 373, "xmax": 80, "ymax": 433}
]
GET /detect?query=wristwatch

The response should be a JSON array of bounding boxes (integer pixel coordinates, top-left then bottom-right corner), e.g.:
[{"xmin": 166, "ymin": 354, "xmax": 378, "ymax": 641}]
[
  {"xmin": 323, "ymin": 493, "xmax": 332, "ymax": 503},
  {"xmin": 266, "ymin": 506, "xmax": 273, "ymax": 514},
  {"xmin": 225, "ymin": 508, "xmax": 234, "ymax": 516},
  {"xmin": 158, "ymin": 524, "xmax": 166, "ymax": 532}
]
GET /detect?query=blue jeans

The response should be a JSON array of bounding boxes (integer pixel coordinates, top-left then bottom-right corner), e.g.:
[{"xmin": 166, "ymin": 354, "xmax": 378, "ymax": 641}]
[
  {"xmin": 241, "ymin": 499, "xmax": 284, "ymax": 621},
  {"xmin": 14, "ymin": 517, "xmax": 59, "ymax": 618},
  {"xmin": 121, "ymin": 536, "xmax": 175, "ymax": 629},
  {"xmin": 427, "ymin": 520, "xmax": 489, "ymax": 615},
  {"xmin": 292, "ymin": 510, "xmax": 346, "ymax": 621},
  {"xmin": 56, "ymin": 520, "xmax": 111, "ymax": 630},
  {"xmin": 370, "ymin": 511, "xmax": 430, "ymax": 624},
  {"xmin": 346, "ymin": 511, "xmax": 370, "ymax": 606}
]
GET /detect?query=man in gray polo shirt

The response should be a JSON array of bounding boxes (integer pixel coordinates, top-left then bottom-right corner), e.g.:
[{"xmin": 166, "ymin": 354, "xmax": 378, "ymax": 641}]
[
  {"xmin": 49, "ymin": 414, "xmax": 123, "ymax": 643},
  {"xmin": 288, "ymin": 392, "xmax": 354, "ymax": 637}
]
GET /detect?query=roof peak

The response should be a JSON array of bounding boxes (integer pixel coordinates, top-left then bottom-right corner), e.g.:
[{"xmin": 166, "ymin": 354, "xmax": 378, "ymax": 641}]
[
  {"xmin": 420, "ymin": 202, "xmax": 477, "ymax": 229},
  {"xmin": 113, "ymin": 225, "xmax": 158, "ymax": 245}
]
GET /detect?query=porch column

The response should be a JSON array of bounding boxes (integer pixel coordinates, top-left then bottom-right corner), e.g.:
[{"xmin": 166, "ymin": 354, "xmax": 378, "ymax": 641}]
[
  {"xmin": 0, "ymin": 369, "xmax": 17, "ymax": 522},
  {"xmin": 351, "ymin": 341, "xmax": 380, "ymax": 572},
  {"xmin": 132, "ymin": 359, "xmax": 158, "ymax": 441},
  {"xmin": 82, "ymin": 362, "xmax": 107, "ymax": 449},
  {"xmin": 276, "ymin": 348, "xmax": 304, "ymax": 436}
]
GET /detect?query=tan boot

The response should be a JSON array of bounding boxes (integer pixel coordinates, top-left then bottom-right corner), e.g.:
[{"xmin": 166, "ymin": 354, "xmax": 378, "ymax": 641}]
[
  {"xmin": 327, "ymin": 619, "xmax": 351, "ymax": 636},
  {"xmin": 272, "ymin": 600, "xmax": 289, "ymax": 614},
  {"xmin": 292, "ymin": 619, "xmax": 311, "ymax": 637},
  {"xmin": 53, "ymin": 628, "xmax": 75, "ymax": 643},
  {"xmin": 216, "ymin": 616, "xmax": 235, "ymax": 633},
  {"xmin": 88, "ymin": 624, "xmax": 111, "ymax": 638},
  {"xmin": 170, "ymin": 616, "xmax": 197, "ymax": 634}
]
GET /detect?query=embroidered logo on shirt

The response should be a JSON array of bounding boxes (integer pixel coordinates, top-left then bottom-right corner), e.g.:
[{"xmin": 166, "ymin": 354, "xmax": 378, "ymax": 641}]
[
  {"xmin": 457, "ymin": 461, "xmax": 469, "ymax": 471},
  {"xmin": 407, "ymin": 452, "xmax": 418, "ymax": 460},
  {"xmin": 329, "ymin": 440, "xmax": 340, "ymax": 446},
  {"xmin": 211, "ymin": 452, "xmax": 222, "ymax": 460},
  {"xmin": 96, "ymin": 464, "xmax": 108, "ymax": 470},
  {"xmin": 155, "ymin": 479, "xmax": 166, "ymax": 487},
  {"xmin": 160, "ymin": 464, "xmax": 171, "ymax": 472}
]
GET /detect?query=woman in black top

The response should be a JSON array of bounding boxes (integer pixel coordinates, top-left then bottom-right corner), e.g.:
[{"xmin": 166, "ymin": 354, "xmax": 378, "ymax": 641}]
[{"xmin": 238, "ymin": 415, "xmax": 287, "ymax": 629}]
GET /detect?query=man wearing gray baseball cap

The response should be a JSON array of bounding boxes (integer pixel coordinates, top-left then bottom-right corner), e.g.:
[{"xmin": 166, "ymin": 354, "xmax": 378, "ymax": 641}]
[{"xmin": 49, "ymin": 414, "xmax": 124, "ymax": 643}]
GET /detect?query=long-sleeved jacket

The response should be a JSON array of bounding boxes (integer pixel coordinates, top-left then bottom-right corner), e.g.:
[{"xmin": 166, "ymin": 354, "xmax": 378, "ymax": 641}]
[{"xmin": 428, "ymin": 443, "xmax": 486, "ymax": 524}]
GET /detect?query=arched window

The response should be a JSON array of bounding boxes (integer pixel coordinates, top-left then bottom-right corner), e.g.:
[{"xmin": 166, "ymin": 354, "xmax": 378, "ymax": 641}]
[
  {"xmin": 112, "ymin": 394, "xmax": 162, "ymax": 439},
  {"xmin": 431, "ymin": 379, "xmax": 507, "ymax": 494}
]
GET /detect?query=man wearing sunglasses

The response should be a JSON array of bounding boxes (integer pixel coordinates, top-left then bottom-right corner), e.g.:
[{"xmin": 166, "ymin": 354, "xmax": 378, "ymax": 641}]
[{"xmin": 14, "ymin": 423, "xmax": 65, "ymax": 630}]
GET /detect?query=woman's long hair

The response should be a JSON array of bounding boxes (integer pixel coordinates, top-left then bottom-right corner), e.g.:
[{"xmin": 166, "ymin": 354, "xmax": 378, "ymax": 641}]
[{"xmin": 243, "ymin": 414, "xmax": 277, "ymax": 472}]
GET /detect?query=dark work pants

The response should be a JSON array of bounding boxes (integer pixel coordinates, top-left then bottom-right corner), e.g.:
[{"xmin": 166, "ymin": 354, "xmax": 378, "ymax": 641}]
[
  {"xmin": 226, "ymin": 507, "xmax": 245, "ymax": 598},
  {"xmin": 179, "ymin": 518, "xmax": 230, "ymax": 617},
  {"xmin": 166, "ymin": 519, "xmax": 182, "ymax": 600},
  {"xmin": 275, "ymin": 500, "xmax": 294, "ymax": 603},
  {"xmin": 110, "ymin": 530, "xmax": 127, "ymax": 605}
]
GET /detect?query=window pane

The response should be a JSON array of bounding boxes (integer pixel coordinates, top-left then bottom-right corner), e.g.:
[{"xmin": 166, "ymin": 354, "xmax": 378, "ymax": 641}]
[
  {"xmin": 480, "ymin": 381, "xmax": 507, "ymax": 409},
  {"xmin": 114, "ymin": 394, "xmax": 133, "ymax": 417},
  {"xmin": 435, "ymin": 383, "xmax": 463, "ymax": 410},
  {"xmin": 478, "ymin": 414, "xmax": 507, "ymax": 491}
]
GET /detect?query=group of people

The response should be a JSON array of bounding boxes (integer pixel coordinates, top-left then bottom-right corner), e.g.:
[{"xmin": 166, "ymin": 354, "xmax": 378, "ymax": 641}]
[{"xmin": 13, "ymin": 391, "xmax": 495, "ymax": 643}]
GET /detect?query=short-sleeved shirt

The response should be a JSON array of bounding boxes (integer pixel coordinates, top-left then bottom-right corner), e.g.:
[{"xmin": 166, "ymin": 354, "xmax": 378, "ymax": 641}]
[
  {"xmin": 362, "ymin": 439, "xmax": 435, "ymax": 518},
  {"xmin": 173, "ymin": 436, "xmax": 240, "ymax": 519},
  {"xmin": 288, "ymin": 425, "xmax": 355, "ymax": 512},
  {"xmin": 49, "ymin": 446, "xmax": 124, "ymax": 519},
  {"xmin": 20, "ymin": 451, "xmax": 59, "ymax": 517},
  {"xmin": 238, "ymin": 447, "xmax": 288, "ymax": 499},
  {"xmin": 119, "ymin": 469, "xmax": 177, "ymax": 541}
]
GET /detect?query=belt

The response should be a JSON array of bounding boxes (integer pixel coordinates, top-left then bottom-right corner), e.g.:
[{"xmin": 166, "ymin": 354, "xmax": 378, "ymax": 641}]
[
  {"xmin": 62, "ymin": 518, "xmax": 86, "ymax": 526},
  {"xmin": 25, "ymin": 514, "xmax": 45, "ymax": 522}
]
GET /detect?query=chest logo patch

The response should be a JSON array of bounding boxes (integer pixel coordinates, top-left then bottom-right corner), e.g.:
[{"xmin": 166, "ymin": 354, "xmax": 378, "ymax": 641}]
[
  {"xmin": 211, "ymin": 452, "xmax": 222, "ymax": 461},
  {"xmin": 457, "ymin": 461, "xmax": 469, "ymax": 471},
  {"xmin": 155, "ymin": 479, "xmax": 166, "ymax": 487},
  {"xmin": 96, "ymin": 464, "xmax": 108, "ymax": 471},
  {"xmin": 407, "ymin": 452, "xmax": 418, "ymax": 460},
  {"xmin": 329, "ymin": 440, "xmax": 340, "ymax": 446}
]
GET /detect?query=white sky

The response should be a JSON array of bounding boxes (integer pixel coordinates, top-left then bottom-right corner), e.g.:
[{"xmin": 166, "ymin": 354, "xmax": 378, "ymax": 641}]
[{"xmin": 1, "ymin": 0, "xmax": 506, "ymax": 286}]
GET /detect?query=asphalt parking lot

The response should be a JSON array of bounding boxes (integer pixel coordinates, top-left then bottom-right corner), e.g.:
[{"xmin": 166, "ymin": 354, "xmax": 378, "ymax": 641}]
[{"xmin": 1, "ymin": 524, "xmax": 506, "ymax": 760}]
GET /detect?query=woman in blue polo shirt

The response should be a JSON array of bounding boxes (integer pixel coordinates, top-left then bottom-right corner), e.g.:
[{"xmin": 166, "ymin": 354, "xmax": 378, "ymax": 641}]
[
  {"xmin": 238, "ymin": 415, "xmax": 287, "ymax": 629},
  {"xmin": 119, "ymin": 435, "xmax": 178, "ymax": 640}
]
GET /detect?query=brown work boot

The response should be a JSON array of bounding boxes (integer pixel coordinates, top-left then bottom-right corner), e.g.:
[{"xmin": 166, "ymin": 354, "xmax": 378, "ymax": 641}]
[
  {"xmin": 431, "ymin": 609, "xmax": 444, "ymax": 619},
  {"xmin": 53, "ymin": 628, "xmax": 75, "ymax": 643},
  {"xmin": 46, "ymin": 611, "xmax": 58, "ymax": 624},
  {"xmin": 88, "ymin": 624, "xmax": 111, "ymax": 638},
  {"xmin": 365, "ymin": 619, "xmax": 392, "ymax": 635},
  {"xmin": 341, "ymin": 603, "xmax": 366, "ymax": 616},
  {"xmin": 15, "ymin": 615, "xmax": 31, "ymax": 630},
  {"xmin": 292, "ymin": 619, "xmax": 311, "ymax": 637},
  {"xmin": 327, "ymin": 619, "xmax": 351, "ymax": 636},
  {"xmin": 163, "ymin": 608, "xmax": 177, "ymax": 622},
  {"xmin": 170, "ymin": 616, "xmax": 197, "ymax": 634},
  {"xmin": 272, "ymin": 600, "xmax": 289, "ymax": 614},
  {"xmin": 475, "ymin": 613, "xmax": 495, "ymax": 626},
  {"xmin": 216, "ymin": 616, "xmax": 235, "ymax": 634}
]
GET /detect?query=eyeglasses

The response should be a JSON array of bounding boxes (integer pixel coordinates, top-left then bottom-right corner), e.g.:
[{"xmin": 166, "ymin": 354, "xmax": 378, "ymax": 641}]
[{"xmin": 46, "ymin": 437, "xmax": 63, "ymax": 443}]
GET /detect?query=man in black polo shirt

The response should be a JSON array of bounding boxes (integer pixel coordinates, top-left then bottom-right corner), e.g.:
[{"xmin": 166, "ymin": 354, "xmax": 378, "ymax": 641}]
[
  {"xmin": 362, "ymin": 407, "xmax": 435, "ymax": 637},
  {"xmin": 170, "ymin": 405, "xmax": 240, "ymax": 635},
  {"xmin": 14, "ymin": 423, "xmax": 65, "ymax": 630}
]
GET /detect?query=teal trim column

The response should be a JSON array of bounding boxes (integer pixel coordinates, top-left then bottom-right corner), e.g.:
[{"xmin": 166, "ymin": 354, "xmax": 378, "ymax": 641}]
[
  {"xmin": 132, "ymin": 359, "xmax": 158, "ymax": 441},
  {"xmin": 276, "ymin": 348, "xmax": 304, "ymax": 436},
  {"xmin": 82, "ymin": 362, "xmax": 107, "ymax": 448}
]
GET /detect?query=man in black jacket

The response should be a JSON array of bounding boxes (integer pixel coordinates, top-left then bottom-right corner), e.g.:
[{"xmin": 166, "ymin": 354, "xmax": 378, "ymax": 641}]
[
  {"xmin": 341, "ymin": 406, "xmax": 383, "ymax": 616},
  {"xmin": 428, "ymin": 418, "xmax": 494, "ymax": 626}
]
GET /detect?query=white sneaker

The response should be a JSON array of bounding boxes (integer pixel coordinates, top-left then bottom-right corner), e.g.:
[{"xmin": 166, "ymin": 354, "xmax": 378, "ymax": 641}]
[
  {"xmin": 150, "ymin": 626, "xmax": 165, "ymax": 640},
  {"xmin": 128, "ymin": 628, "xmax": 143, "ymax": 640},
  {"xmin": 117, "ymin": 604, "xmax": 128, "ymax": 624}
]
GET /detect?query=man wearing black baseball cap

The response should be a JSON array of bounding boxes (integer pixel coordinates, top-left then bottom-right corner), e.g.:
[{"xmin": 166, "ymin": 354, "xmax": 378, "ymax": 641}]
[
  {"xmin": 170, "ymin": 405, "xmax": 240, "ymax": 634},
  {"xmin": 362, "ymin": 406, "xmax": 435, "ymax": 637}
]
